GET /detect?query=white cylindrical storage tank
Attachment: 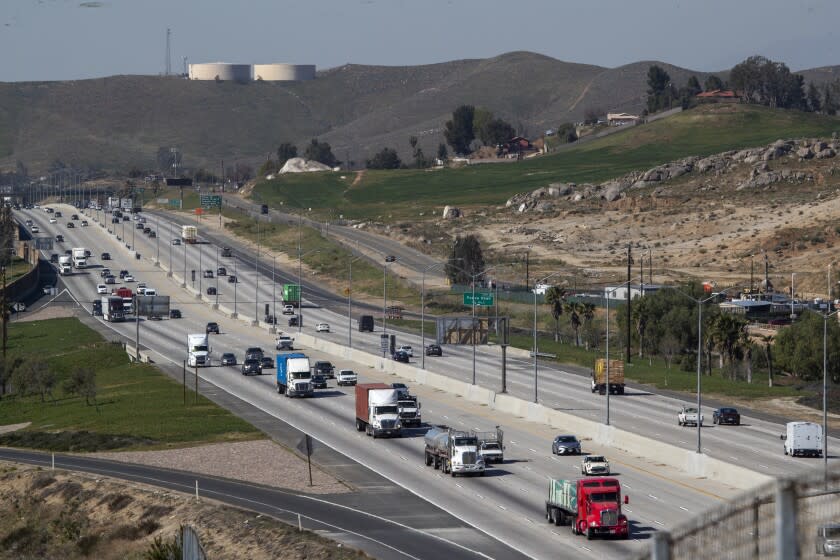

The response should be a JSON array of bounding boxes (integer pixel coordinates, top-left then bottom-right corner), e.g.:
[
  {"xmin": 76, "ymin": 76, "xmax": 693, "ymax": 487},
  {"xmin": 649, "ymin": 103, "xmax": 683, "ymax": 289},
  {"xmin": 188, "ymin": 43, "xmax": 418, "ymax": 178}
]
[
  {"xmin": 253, "ymin": 63, "xmax": 316, "ymax": 82},
  {"xmin": 188, "ymin": 63, "xmax": 252, "ymax": 83}
]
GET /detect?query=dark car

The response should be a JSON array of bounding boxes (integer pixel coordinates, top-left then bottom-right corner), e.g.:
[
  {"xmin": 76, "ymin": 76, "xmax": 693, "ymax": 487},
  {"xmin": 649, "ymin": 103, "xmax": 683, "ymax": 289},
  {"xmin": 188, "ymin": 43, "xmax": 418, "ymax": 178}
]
[
  {"xmin": 54, "ymin": 211, "xmax": 62, "ymax": 218},
  {"xmin": 311, "ymin": 374, "xmax": 327, "ymax": 389},
  {"xmin": 288, "ymin": 315, "xmax": 300, "ymax": 327},
  {"xmin": 122, "ymin": 215, "xmax": 130, "ymax": 221},
  {"xmin": 313, "ymin": 360, "xmax": 335, "ymax": 378},
  {"xmin": 71, "ymin": 214, "xmax": 79, "ymax": 220},
  {"xmin": 135, "ymin": 223, "xmax": 144, "ymax": 229},
  {"xmin": 228, "ymin": 275, "xmax": 237, "ymax": 283},
  {"xmin": 217, "ymin": 267, "xmax": 227, "ymax": 276},
  {"xmin": 100, "ymin": 268, "xmax": 111, "ymax": 277},
  {"xmin": 245, "ymin": 347, "xmax": 264, "ymax": 361},
  {"xmin": 220, "ymin": 353, "xmax": 237, "ymax": 366},
  {"xmin": 358, "ymin": 314, "xmax": 374, "ymax": 332},
  {"xmin": 169, "ymin": 309, "xmax": 181, "ymax": 319},
  {"xmin": 713, "ymin": 407, "xmax": 741, "ymax": 426},
  {"xmin": 101, "ymin": 252, "xmax": 111, "ymax": 260},
  {"xmin": 391, "ymin": 383, "xmax": 409, "ymax": 397},
  {"xmin": 66, "ymin": 222, "xmax": 74, "ymax": 228},
  {"xmin": 392, "ymin": 350, "xmax": 410, "ymax": 363},
  {"xmin": 119, "ymin": 269, "xmax": 129, "ymax": 278},
  {"xmin": 149, "ymin": 231, "xmax": 156, "ymax": 238},
  {"xmin": 143, "ymin": 227, "xmax": 151, "ymax": 235},
  {"xmin": 221, "ymin": 247, "xmax": 233, "ymax": 258},
  {"xmin": 206, "ymin": 286, "xmax": 217, "ymax": 295},
  {"xmin": 241, "ymin": 358, "xmax": 262, "ymax": 376},
  {"xmin": 111, "ymin": 217, "xmax": 120, "ymax": 224},
  {"xmin": 425, "ymin": 344, "xmax": 442, "ymax": 357},
  {"xmin": 50, "ymin": 253, "xmax": 59, "ymax": 263},
  {"xmin": 260, "ymin": 204, "xmax": 269, "ymax": 214},
  {"xmin": 55, "ymin": 235, "xmax": 64, "ymax": 243},
  {"xmin": 206, "ymin": 322, "xmax": 220, "ymax": 334},
  {"xmin": 91, "ymin": 300, "xmax": 102, "ymax": 316},
  {"xmin": 260, "ymin": 356, "xmax": 274, "ymax": 370},
  {"xmin": 552, "ymin": 435, "xmax": 581, "ymax": 455}
]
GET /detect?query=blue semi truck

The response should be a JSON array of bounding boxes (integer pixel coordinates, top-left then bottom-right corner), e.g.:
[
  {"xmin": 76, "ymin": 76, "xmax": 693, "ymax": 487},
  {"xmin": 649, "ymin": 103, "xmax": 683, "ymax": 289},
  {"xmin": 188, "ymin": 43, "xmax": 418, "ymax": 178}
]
[{"xmin": 276, "ymin": 353, "xmax": 313, "ymax": 397}]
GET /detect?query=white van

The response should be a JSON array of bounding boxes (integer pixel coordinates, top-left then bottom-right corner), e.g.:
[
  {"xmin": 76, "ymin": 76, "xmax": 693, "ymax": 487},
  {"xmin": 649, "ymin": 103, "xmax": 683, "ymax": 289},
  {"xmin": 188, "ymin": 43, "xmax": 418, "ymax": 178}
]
[
  {"xmin": 782, "ymin": 421, "xmax": 822, "ymax": 457},
  {"xmin": 143, "ymin": 288, "xmax": 157, "ymax": 296}
]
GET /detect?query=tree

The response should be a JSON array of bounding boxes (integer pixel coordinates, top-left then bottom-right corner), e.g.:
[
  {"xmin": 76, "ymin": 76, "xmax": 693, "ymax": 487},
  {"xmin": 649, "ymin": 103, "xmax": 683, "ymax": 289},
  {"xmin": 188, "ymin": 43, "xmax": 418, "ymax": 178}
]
[
  {"xmin": 64, "ymin": 367, "xmax": 97, "ymax": 406},
  {"xmin": 631, "ymin": 297, "xmax": 650, "ymax": 358},
  {"xmin": 646, "ymin": 65, "xmax": 673, "ymax": 113},
  {"xmin": 366, "ymin": 148, "xmax": 402, "ymax": 170},
  {"xmin": 444, "ymin": 105, "xmax": 476, "ymax": 155},
  {"xmin": 276, "ymin": 143, "xmax": 298, "ymax": 167},
  {"xmin": 472, "ymin": 108, "xmax": 494, "ymax": 145},
  {"xmin": 775, "ymin": 311, "xmax": 840, "ymax": 381},
  {"xmin": 807, "ymin": 82, "xmax": 822, "ymax": 113},
  {"xmin": 13, "ymin": 357, "xmax": 55, "ymax": 402},
  {"xmin": 556, "ymin": 123, "xmax": 577, "ymax": 143},
  {"xmin": 730, "ymin": 55, "xmax": 805, "ymax": 109},
  {"xmin": 258, "ymin": 159, "xmax": 278, "ymax": 176},
  {"xmin": 564, "ymin": 301, "xmax": 582, "ymax": 347},
  {"xmin": 482, "ymin": 118, "xmax": 516, "ymax": 146},
  {"xmin": 580, "ymin": 303, "xmax": 596, "ymax": 350},
  {"xmin": 708, "ymin": 314, "xmax": 748, "ymax": 379},
  {"xmin": 445, "ymin": 235, "xmax": 484, "ymax": 286},
  {"xmin": 659, "ymin": 333, "xmax": 681, "ymax": 369},
  {"xmin": 545, "ymin": 287, "xmax": 566, "ymax": 342},
  {"xmin": 437, "ymin": 143, "xmax": 448, "ymax": 161},
  {"xmin": 824, "ymin": 83, "xmax": 838, "ymax": 116},
  {"xmin": 704, "ymin": 75, "xmax": 725, "ymax": 91},
  {"xmin": 408, "ymin": 136, "xmax": 418, "ymax": 151},
  {"xmin": 583, "ymin": 107, "xmax": 602, "ymax": 125},
  {"xmin": 685, "ymin": 76, "xmax": 702, "ymax": 97},
  {"xmin": 304, "ymin": 139, "xmax": 339, "ymax": 167}
]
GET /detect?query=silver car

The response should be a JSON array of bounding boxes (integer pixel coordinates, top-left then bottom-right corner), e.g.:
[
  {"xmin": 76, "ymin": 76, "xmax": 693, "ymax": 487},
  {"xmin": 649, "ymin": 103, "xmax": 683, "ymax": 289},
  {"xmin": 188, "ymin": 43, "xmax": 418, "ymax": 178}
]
[
  {"xmin": 552, "ymin": 435, "xmax": 581, "ymax": 455},
  {"xmin": 817, "ymin": 524, "xmax": 840, "ymax": 556}
]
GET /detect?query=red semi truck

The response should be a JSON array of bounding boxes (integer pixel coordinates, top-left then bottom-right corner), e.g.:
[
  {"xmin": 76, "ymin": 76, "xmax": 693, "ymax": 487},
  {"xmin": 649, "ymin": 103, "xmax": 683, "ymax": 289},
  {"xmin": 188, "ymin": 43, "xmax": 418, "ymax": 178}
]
[{"xmin": 545, "ymin": 477, "xmax": 630, "ymax": 540}]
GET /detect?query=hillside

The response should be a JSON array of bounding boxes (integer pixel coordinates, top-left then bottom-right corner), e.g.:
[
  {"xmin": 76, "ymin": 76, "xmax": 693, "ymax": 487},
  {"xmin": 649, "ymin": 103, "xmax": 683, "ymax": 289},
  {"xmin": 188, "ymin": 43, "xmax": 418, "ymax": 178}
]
[
  {"xmin": 0, "ymin": 51, "xmax": 734, "ymax": 173},
  {"xmin": 252, "ymin": 104, "xmax": 840, "ymax": 218}
]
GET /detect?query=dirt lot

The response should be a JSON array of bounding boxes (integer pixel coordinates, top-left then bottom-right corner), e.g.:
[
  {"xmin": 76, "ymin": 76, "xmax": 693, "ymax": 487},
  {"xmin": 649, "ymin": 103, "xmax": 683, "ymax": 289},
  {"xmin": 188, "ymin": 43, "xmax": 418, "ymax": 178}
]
[{"xmin": 0, "ymin": 461, "xmax": 369, "ymax": 560}]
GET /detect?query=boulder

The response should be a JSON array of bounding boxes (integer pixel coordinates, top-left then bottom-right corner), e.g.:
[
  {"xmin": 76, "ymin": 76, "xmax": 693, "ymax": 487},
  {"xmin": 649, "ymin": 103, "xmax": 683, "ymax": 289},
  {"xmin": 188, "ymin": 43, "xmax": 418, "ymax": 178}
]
[
  {"xmin": 602, "ymin": 184, "xmax": 622, "ymax": 202},
  {"xmin": 816, "ymin": 148, "xmax": 836, "ymax": 159},
  {"xmin": 796, "ymin": 147, "xmax": 814, "ymax": 159},
  {"xmin": 442, "ymin": 205, "xmax": 462, "ymax": 219}
]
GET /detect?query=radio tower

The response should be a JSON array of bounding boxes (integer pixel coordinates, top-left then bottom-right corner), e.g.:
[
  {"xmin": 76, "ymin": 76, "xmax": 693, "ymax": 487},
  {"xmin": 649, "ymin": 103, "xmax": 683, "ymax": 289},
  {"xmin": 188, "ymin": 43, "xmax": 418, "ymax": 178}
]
[{"xmin": 165, "ymin": 27, "xmax": 171, "ymax": 76}]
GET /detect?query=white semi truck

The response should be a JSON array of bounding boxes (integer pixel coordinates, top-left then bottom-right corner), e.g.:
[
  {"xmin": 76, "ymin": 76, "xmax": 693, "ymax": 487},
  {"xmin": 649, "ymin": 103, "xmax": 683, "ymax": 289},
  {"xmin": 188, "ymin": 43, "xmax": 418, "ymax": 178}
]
[
  {"xmin": 71, "ymin": 247, "xmax": 87, "ymax": 268},
  {"xmin": 355, "ymin": 383, "xmax": 402, "ymax": 438},
  {"xmin": 58, "ymin": 255, "xmax": 72, "ymax": 275},
  {"xmin": 187, "ymin": 333, "xmax": 211, "ymax": 367}
]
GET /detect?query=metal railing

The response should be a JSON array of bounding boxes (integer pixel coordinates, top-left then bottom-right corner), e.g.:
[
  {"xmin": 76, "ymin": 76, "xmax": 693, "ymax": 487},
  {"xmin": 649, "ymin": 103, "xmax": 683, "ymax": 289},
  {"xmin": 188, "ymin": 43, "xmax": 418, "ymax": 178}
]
[{"xmin": 637, "ymin": 465, "xmax": 840, "ymax": 560}]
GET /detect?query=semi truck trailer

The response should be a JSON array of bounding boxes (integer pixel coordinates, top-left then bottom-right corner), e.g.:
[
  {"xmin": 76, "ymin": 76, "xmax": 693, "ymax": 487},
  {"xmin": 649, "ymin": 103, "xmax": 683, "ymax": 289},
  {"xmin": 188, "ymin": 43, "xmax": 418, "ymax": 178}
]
[
  {"xmin": 592, "ymin": 358, "xmax": 625, "ymax": 395},
  {"xmin": 545, "ymin": 477, "xmax": 630, "ymax": 539},
  {"xmin": 355, "ymin": 383, "xmax": 401, "ymax": 438},
  {"xmin": 102, "ymin": 296, "xmax": 125, "ymax": 322},
  {"xmin": 181, "ymin": 225, "xmax": 197, "ymax": 244},
  {"xmin": 275, "ymin": 353, "xmax": 313, "ymax": 397},
  {"xmin": 281, "ymin": 284, "xmax": 301, "ymax": 308}
]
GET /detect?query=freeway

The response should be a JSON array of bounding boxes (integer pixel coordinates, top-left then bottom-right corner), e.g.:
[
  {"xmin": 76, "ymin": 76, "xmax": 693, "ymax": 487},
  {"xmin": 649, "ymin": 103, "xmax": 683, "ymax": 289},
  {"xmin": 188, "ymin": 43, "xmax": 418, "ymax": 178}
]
[
  {"xmin": 114, "ymin": 205, "xmax": 839, "ymax": 480},
  {"xmin": 19, "ymin": 203, "xmax": 733, "ymax": 559}
]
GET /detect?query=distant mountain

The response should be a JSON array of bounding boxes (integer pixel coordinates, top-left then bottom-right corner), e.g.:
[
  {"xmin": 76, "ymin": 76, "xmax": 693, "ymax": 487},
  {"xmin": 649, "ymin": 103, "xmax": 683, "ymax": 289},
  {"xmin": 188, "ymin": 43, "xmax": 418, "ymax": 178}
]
[{"xmin": 0, "ymin": 51, "xmax": 830, "ymax": 173}]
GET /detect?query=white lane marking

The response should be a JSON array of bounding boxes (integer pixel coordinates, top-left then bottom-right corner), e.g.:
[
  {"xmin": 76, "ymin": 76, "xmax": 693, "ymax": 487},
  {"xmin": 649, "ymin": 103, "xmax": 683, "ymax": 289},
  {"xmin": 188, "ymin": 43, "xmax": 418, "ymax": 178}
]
[
  {"xmin": 728, "ymin": 456, "xmax": 738, "ymax": 461},
  {"xmin": 476, "ymin": 494, "xmax": 485, "ymax": 500},
  {"xmin": 551, "ymin": 530, "xmax": 560, "ymax": 536},
  {"xmin": 679, "ymin": 440, "xmax": 687, "ymax": 444},
  {"xmin": 525, "ymin": 518, "xmax": 534, "ymax": 525},
  {"xmin": 399, "ymin": 456, "xmax": 407, "ymax": 461},
  {"xmin": 497, "ymin": 505, "xmax": 507, "ymax": 511},
  {"xmin": 455, "ymin": 483, "xmax": 463, "ymax": 488},
  {"xmin": 679, "ymin": 506, "xmax": 690, "ymax": 512},
  {"xmin": 648, "ymin": 494, "xmax": 659, "ymax": 500},
  {"xmin": 443, "ymin": 415, "xmax": 449, "ymax": 419},
  {"xmin": 623, "ymin": 483, "xmax": 633, "ymax": 489},
  {"xmin": 654, "ymin": 520, "xmax": 665, "ymax": 526},
  {"xmin": 625, "ymin": 508, "xmax": 633, "ymax": 513},
  {"xmin": 509, "ymin": 440, "xmax": 518, "ymax": 445},
  {"xmin": 580, "ymin": 546, "xmax": 592, "ymax": 551},
  {"xmin": 528, "ymin": 448, "xmax": 538, "ymax": 454},
  {"xmin": 759, "ymin": 464, "xmax": 770, "ymax": 469}
]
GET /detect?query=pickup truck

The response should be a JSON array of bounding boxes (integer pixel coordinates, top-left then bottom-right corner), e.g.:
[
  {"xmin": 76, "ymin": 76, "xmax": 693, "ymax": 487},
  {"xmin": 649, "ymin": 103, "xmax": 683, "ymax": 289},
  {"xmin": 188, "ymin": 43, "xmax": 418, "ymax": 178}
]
[
  {"xmin": 275, "ymin": 335, "xmax": 294, "ymax": 351},
  {"xmin": 678, "ymin": 406, "xmax": 704, "ymax": 427},
  {"xmin": 337, "ymin": 369, "xmax": 357, "ymax": 386}
]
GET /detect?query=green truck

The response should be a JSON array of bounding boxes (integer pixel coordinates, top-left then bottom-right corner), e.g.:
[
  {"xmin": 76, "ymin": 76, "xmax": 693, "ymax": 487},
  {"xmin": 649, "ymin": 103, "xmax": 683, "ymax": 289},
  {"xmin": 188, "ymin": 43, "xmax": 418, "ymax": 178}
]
[{"xmin": 281, "ymin": 284, "xmax": 301, "ymax": 308}]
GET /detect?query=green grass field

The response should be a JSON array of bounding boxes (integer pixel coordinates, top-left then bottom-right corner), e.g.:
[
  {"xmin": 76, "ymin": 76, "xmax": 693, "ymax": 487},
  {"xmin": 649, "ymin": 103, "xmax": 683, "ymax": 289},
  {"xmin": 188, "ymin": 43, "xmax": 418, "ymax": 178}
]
[
  {"xmin": 0, "ymin": 318, "xmax": 262, "ymax": 451},
  {"xmin": 252, "ymin": 104, "xmax": 840, "ymax": 221}
]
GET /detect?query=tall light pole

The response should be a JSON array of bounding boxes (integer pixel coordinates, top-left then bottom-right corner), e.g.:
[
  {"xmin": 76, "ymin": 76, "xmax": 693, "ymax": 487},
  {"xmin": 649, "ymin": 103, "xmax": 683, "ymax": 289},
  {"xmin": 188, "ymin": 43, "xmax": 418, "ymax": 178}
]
[
  {"xmin": 790, "ymin": 272, "xmax": 797, "ymax": 320},
  {"xmin": 383, "ymin": 255, "xmax": 396, "ymax": 335},
  {"xmin": 604, "ymin": 281, "xmax": 633, "ymax": 426},
  {"xmin": 348, "ymin": 254, "xmax": 364, "ymax": 348},
  {"xmin": 271, "ymin": 255, "xmax": 277, "ymax": 333},
  {"xmin": 421, "ymin": 261, "xmax": 451, "ymax": 369},
  {"xmin": 215, "ymin": 244, "xmax": 219, "ymax": 308},
  {"xmin": 233, "ymin": 258, "xmax": 238, "ymax": 318},
  {"xmin": 823, "ymin": 308, "xmax": 838, "ymax": 482},
  {"xmin": 469, "ymin": 264, "xmax": 508, "ymax": 385},
  {"xmin": 533, "ymin": 271, "xmax": 564, "ymax": 403},
  {"xmin": 254, "ymin": 218, "xmax": 260, "ymax": 324},
  {"xmin": 297, "ymin": 248, "xmax": 320, "ymax": 333}
]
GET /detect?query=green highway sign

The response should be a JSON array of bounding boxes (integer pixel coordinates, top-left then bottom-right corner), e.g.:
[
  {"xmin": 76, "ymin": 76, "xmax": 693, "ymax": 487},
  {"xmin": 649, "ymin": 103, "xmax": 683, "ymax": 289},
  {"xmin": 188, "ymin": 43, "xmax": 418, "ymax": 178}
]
[
  {"xmin": 463, "ymin": 292, "xmax": 494, "ymax": 306},
  {"xmin": 200, "ymin": 195, "xmax": 222, "ymax": 208}
]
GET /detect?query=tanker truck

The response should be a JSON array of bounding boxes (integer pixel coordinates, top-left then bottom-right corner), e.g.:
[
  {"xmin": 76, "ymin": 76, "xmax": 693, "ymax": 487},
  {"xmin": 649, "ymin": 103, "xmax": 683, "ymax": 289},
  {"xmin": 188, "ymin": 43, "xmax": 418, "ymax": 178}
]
[{"xmin": 423, "ymin": 425, "xmax": 485, "ymax": 477}]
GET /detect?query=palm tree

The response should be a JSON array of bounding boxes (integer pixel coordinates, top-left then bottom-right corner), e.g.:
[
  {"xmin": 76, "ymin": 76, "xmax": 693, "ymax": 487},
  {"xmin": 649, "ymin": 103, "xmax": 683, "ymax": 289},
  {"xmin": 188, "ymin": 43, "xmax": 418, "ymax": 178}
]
[
  {"xmin": 580, "ymin": 303, "xmax": 596, "ymax": 350},
  {"xmin": 545, "ymin": 286, "xmax": 566, "ymax": 342},
  {"xmin": 565, "ymin": 301, "xmax": 582, "ymax": 346}
]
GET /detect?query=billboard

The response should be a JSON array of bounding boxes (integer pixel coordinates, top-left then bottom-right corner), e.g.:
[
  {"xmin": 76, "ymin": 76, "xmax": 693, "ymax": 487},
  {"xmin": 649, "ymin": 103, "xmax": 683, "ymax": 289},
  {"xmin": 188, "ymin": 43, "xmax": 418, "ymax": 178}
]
[
  {"xmin": 135, "ymin": 295, "xmax": 170, "ymax": 318},
  {"xmin": 166, "ymin": 178, "xmax": 193, "ymax": 187}
]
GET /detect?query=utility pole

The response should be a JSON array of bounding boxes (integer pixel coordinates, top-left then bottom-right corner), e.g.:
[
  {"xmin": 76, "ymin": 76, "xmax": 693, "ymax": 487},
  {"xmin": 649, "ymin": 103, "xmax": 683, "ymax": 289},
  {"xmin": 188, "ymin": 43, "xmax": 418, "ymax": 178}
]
[
  {"xmin": 1, "ymin": 265, "xmax": 6, "ymax": 359},
  {"xmin": 626, "ymin": 244, "xmax": 632, "ymax": 363}
]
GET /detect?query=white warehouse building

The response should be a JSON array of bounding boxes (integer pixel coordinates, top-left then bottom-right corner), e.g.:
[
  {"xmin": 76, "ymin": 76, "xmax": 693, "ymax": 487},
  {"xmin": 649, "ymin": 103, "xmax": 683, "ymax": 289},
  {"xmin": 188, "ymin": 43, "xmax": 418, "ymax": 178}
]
[
  {"xmin": 188, "ymin": 62, "xmax": 252, "ymax": 83},
  {"xmin": 254, "ymin": 63, "xmax": 316, "ymax": 81}
]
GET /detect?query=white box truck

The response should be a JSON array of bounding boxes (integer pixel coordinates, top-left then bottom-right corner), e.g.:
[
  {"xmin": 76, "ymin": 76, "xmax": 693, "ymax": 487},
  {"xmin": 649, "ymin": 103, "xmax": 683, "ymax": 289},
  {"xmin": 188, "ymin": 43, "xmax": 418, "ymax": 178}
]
[
  {"xmin": 187, "ymin": 333, "xmax": 210, "ymax": 367},
  {"xmin": 58, "ymin": 255, "xmax": 72, "ymax": 275},
  {"xmin": 71, "ymin": 247, "xmax": 87, "ymax": 268},
  {"xmin": 782, "ymin": 421, "xmax": 823, "ymax": 457},
  {"xmin": 182, "ymin": 225, "xmax": 197, "ymax": 244}
]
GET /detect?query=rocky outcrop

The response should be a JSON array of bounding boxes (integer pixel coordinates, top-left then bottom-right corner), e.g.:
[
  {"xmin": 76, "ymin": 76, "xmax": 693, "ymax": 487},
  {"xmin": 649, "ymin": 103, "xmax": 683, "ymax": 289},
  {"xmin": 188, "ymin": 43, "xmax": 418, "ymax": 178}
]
[
  {"xmin": 442, "ymin": 205, "xmax": 462, "ymax": 219},
  {"xmin": 505, "ymin": 137, "xmax": 839, "ymax": 213}
]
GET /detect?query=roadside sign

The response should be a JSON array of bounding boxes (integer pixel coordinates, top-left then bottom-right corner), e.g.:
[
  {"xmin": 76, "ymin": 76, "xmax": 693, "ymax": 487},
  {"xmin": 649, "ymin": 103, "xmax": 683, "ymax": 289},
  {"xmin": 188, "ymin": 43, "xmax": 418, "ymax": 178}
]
[
  {"xmin": 380, "ymin": 334, "xmax": 389, "ymax": 353},
  {"xmin": 194, "ymin": 208, "xmax": 203, "ymax": 216},
  {"xmin": 35, "ymin": 237, "xmax": 53, "ymax": 250},
  {"xmin": 156, "ymin": 198, "xmax": 169, "ymax": 204},
  {"xmin": 200, "ymin": 195, "xmax": 222, "ymax": 208},
  {"xmin": 463, "ymin": 292, "xmax": 494, "ymax": 306}
]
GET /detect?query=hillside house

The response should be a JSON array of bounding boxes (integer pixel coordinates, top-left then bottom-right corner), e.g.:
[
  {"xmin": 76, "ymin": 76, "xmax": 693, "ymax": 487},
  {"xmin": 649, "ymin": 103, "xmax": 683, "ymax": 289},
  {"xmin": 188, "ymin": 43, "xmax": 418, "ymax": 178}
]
[{"xmin": 607, "ymin": 112, "xmax": 640, "ymax": 126}]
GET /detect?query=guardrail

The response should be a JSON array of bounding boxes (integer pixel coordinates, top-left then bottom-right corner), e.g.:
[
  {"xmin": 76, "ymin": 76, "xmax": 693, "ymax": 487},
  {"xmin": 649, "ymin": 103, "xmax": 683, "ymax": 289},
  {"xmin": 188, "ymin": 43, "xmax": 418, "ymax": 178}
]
[{"xmin": 636, "ymin": 464, "xmax": 840, "ymax": 560}]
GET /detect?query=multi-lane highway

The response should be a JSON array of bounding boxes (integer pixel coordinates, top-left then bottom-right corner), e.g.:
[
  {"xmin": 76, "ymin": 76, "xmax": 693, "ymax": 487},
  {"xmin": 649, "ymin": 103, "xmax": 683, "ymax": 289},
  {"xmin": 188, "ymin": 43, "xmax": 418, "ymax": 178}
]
[{"xmin": 15, "ymin": 203, "xmax": 834, "ymax": 559}]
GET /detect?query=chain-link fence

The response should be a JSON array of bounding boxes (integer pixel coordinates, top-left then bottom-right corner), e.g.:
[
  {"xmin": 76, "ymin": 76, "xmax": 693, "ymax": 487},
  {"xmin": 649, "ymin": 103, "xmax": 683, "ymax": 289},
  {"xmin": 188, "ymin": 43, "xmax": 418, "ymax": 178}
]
[{"xmin": 636, "ymin": 465, "xmax": 840, "ymax": 559}]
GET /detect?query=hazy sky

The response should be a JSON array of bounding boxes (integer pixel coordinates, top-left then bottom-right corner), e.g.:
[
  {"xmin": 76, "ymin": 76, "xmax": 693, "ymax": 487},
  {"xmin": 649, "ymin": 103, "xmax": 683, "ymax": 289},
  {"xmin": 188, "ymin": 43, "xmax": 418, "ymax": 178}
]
[{"xmin": 1, "ymin": 0, "xmax": 837, "ymax": 82}]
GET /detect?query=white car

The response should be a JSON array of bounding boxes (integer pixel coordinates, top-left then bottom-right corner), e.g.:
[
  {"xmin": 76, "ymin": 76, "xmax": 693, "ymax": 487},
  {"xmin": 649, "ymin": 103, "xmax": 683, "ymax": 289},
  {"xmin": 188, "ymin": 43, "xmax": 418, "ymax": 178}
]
[
  {"xmin": 124, "ymin": 275, "xmax": 135, "ymax": 282},
  {"xmin": 31, "ymin": 226, "xmax": 39, "ymax": 233},
  {"xmin": 398, "ymin": 345, "xmax": 414, "ymax": 357},
  {"xmin": 678, "ymin": 406, "xmax": 704, "ymax": 427},
  {"xmin": 49, "ymin": 218, "xmax": 57, "ymax": 224},
  {"xmin": 171, "ymin": 239, "xmax": 181, "ymax": 245},
  {"xmin": 337, "ymin": 369, "xmax": 357, "ymax": 386},
  {"xmin": 315, "ymin": 323, "xmax": 330, "ymax": 333},
  {"xmin": 136, "ymin": 283, "xmax": 147, "ymax": 295},
  {"xmin": 282, "ymin": 304, "xmax": 295, "ymax": 315},
  {"xmin": 581, "ymin": 455, "xmax": 611, "ymax": 476},
  {"xmin": 96, "ymin": 284, "xmax": 108, "ymax": 294}
]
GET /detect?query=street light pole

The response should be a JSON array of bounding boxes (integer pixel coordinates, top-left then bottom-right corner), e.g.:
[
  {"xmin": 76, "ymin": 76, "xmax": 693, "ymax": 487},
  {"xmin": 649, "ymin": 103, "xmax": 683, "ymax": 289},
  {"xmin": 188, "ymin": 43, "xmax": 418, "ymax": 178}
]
[
  {"xmin": 255, "ymin": 219, "xmax": 260, "ymax": 324},
  {"xmin": 421, "ymin": 262, "xmax": 449, "ymax": 369},
  {"xmin": 533, "ymin": 271, "xmax": 564, "ymax": 403},
  {"xmin": 348, "ymin": 255, "xmax": 363, "ymax": 348},
  {"xmin": 272, "ymin": 255, "xmax": 276, "ymax": 332},
  {"xmin": 383, "ymin": 255, "xmax": 396, "ymax": 336},
  {"xmin": 215, "ymin": 245, "xmax": 219, "ymax": 307}
]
